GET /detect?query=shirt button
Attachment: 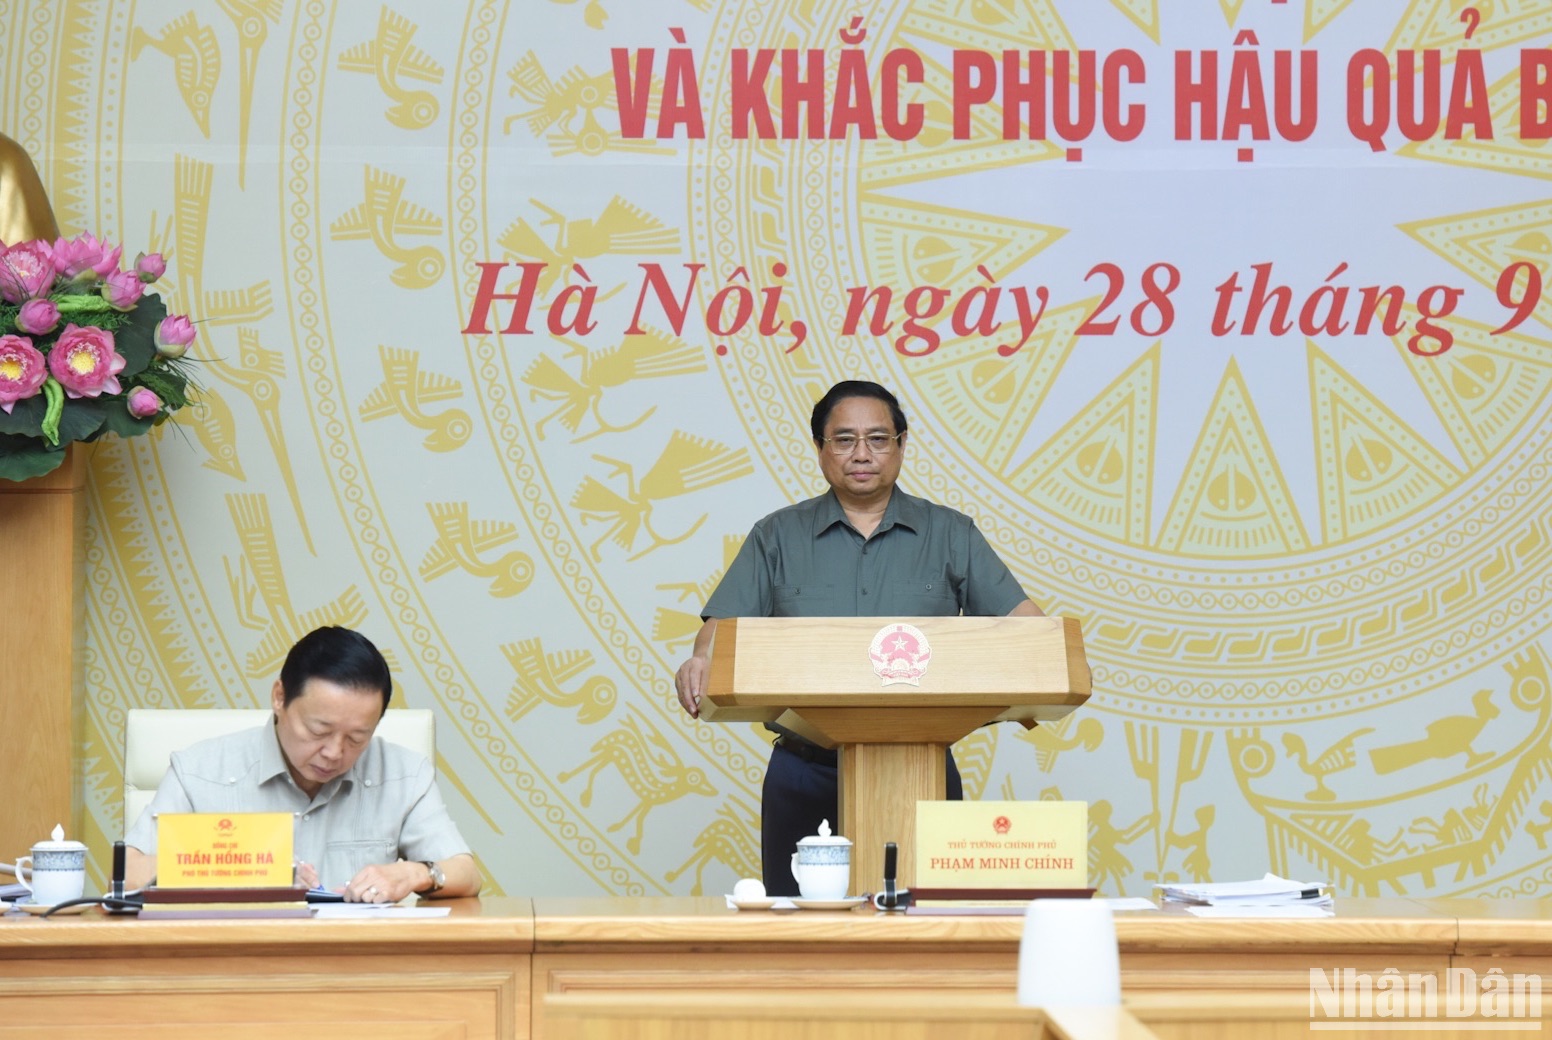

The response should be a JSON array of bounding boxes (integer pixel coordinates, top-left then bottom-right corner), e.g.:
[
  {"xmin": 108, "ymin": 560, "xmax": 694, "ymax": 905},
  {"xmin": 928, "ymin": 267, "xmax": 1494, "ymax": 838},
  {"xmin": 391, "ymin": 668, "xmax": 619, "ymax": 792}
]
[
  {"xmin": 925, "ymin": 584, "xmax": 932, "ymax": 590},
  {"xmin": 364, "ymin": 780, "xmax": 373, "ymax": 787}
]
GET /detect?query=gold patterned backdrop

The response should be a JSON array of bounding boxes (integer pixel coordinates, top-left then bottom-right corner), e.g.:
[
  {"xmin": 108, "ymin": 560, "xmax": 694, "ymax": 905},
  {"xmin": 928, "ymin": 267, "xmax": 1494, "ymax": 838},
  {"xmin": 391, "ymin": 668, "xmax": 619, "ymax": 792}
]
[{"xmin": 4, "ymin": 0, "xmax": 1551, "ymax": 899}]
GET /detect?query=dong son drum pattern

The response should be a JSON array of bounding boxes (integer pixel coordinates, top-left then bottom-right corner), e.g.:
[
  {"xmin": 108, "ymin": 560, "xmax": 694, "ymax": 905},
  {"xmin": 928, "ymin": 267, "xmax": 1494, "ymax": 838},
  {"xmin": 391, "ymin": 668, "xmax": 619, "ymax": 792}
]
[{"xmin": 3, "ymin": 1, "xmax": 1550, "ymax": 899}]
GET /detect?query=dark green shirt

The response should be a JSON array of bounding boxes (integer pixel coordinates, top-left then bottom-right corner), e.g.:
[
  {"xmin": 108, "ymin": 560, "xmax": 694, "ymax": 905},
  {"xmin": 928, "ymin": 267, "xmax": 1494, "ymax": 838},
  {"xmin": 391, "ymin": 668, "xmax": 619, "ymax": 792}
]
[{"xmin": 702, "ymin": 488, "xmax": 1027, "ymax": 621}]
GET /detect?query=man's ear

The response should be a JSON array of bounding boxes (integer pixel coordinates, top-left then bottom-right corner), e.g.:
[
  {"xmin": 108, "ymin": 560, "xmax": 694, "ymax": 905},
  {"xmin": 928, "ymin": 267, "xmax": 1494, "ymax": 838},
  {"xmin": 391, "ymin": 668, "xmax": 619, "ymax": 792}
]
[{"xmin": 270, "ymin": 679, "xmax": 286, "ymax": 716}]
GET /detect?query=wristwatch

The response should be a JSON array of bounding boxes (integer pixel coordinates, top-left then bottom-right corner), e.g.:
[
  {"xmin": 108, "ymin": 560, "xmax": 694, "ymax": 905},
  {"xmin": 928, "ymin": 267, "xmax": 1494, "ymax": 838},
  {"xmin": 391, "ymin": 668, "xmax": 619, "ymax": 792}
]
[{"xmin": 420, "ymin": 860, "xmax": 445, "ymax": 893}]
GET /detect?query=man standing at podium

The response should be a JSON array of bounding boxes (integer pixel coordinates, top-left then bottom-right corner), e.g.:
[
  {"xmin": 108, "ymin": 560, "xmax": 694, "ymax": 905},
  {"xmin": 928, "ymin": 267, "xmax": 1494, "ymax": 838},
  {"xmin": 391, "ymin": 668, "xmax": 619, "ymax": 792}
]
[{"xmin": 675, "ymin": 380, "xmax": 1043, "ymax": 895}]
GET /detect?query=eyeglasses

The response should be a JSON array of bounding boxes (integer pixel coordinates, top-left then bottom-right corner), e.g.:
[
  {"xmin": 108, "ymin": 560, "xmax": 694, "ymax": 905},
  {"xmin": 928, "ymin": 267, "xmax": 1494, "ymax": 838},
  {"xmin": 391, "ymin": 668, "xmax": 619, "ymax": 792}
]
[{"xmin": 823, "ymin": 432, "xmax": 902, "ymax": 455}]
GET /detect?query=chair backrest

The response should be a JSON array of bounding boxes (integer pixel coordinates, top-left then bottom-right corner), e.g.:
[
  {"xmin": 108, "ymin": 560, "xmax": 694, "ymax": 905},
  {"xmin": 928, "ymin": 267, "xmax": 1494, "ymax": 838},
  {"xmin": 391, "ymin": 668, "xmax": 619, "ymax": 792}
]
[{"xmin": 123, "ymin": 708, "xmax": 435, "ymax": 830}]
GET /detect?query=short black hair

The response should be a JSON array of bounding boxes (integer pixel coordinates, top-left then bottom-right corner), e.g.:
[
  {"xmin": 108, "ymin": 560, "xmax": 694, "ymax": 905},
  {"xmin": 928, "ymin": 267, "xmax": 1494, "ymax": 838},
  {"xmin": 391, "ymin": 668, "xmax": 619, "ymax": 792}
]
[
  {"xmin": 279, "ymin": 626, "xmax": 392, "ymax": 714},
  {"xmin": 810, "ymin": 380, "xmax": 909, "ymax": 445}
]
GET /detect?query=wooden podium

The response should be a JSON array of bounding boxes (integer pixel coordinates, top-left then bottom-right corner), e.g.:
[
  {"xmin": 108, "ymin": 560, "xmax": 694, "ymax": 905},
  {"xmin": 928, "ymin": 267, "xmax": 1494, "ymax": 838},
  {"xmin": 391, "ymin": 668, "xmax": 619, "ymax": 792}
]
[
  {"xmin": 699, "ymin": 615, "xmax": 1091, "ymax": 894},
  {"xmin": 0, "ymin": 136, "xmax": 73, "ymax": 866}
]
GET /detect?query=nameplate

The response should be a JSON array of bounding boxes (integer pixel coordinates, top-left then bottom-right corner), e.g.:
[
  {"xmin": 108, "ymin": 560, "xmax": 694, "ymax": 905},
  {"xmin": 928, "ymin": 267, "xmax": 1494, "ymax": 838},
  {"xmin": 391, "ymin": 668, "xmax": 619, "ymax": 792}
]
[
  {"xmin": 155, "ymin": 812, "xmax": 295, "ymax": 888},
  {"xmin": 916, "ymin": 801, "xmax": 1087, "ymax": 889}
]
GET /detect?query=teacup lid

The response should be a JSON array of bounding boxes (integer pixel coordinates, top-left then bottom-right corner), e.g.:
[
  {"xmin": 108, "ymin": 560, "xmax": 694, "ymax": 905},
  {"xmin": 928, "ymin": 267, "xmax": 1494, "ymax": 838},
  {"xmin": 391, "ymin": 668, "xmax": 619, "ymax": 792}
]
[
  {"xmin": 32, "ymin": 823, "xmax": 87, "ymax": 851},
  {"xmin": 795, "ymin": 819, "xmax": 852, "ymax": 847}
]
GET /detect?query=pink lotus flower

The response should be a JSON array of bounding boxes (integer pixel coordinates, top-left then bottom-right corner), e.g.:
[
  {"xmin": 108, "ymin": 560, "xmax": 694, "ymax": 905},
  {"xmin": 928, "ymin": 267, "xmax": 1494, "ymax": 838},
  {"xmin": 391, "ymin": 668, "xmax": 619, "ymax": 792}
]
[
  {"xmin": 126, "ymin": 386, "xmax": 163, "ymax": 418},
  {"xmin": 0, "ymin": 241, "xmax": 55, "ymax": 302},
  {"xmin": 154, "ymin": 314, "xmax": 197, "ymax": 358},
  {"xmin": 134, "ymin": 251, "xmax": 166, "ymax": 283},
  {"xmin": 15, "ymin": 298, "xmax": 60, "ymax": 335},
  {"xmin": 0, "ymin": 334, "xmax": 47, "ymax": 413},
  {"xmin": 47, "ymin": 324, "xmax": 126, "ymax": 398},
  {"xmin": 100, "ymin": 269, "xmax": 144, "ymax": 311},
  {"xmin": 50, "ymin": 232, "xmax": 121, "ymax": 283}
]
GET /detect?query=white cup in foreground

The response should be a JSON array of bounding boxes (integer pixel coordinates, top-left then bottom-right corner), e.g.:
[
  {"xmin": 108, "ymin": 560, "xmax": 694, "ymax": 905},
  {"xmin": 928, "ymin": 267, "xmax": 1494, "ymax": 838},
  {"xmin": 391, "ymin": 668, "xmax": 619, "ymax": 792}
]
[
  {"xmin": 17, "ymin": 829, "xmax": 88, "ymax": 908},
  {"xmin": 1016, "ymin": 899, "xmax": 1121, "ymax": 1007}
]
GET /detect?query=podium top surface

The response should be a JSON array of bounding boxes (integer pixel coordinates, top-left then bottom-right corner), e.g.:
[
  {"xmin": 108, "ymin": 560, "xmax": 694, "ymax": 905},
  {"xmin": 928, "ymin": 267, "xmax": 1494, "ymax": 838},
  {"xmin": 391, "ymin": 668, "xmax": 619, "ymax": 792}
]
[
  {"xmin": 699, "ymin": 616, "xmax": 1090, "ymax": 742},
  {"xmin": 706, "ymin": 615, "xmax": 1089, "ymax": 703}
]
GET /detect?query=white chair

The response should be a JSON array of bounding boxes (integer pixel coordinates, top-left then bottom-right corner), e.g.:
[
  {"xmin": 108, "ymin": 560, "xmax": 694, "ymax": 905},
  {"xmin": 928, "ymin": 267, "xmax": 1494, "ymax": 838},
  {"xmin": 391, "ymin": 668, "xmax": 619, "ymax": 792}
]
[{"xmin": 123, "ymin": 708, "xmax": 435, "ymax": 830}]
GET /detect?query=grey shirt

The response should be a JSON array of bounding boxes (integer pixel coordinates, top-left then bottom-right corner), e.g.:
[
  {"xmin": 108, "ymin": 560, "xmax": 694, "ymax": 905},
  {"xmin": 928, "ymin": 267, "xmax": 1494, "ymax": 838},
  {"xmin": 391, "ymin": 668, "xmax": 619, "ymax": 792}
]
[
  {"xmin": 125, "ymin": 722, "xmax": 470, "ymax": 889},
  {"xmin": 703, "ymin": 487, "xmax": 1028, "ymax": 621}
]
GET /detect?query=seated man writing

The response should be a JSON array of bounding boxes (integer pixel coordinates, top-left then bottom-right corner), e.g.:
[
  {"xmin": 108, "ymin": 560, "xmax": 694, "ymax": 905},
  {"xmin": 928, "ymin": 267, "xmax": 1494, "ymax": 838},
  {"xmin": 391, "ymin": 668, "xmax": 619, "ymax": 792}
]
[{"xmin": 125, "ymin": 625, "xmax": 480, "ymax": 901}]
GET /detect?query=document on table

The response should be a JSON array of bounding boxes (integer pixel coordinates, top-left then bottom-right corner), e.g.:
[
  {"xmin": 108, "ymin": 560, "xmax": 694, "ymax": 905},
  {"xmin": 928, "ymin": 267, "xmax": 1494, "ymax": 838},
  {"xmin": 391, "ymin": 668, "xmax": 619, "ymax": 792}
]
[
  {"xmin": 1097, "ymin": 897, "xmax": 1159, "ymax": 912},
  {"xmin": 1184, "ymin": 904, "xmax": 1334, "ymax": 918},
  {"xmin": 312, "ymin": 904, "xmax": 451, "ymax": 918},
  {"xmin": 1156, "ymin": 873, "xmax": 1332, "ymax": 908}
]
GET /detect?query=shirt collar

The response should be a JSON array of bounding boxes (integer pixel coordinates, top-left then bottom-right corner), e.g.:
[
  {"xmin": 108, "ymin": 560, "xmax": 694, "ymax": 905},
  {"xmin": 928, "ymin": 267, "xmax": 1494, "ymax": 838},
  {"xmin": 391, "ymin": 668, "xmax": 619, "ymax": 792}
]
[
  {"xmin": 813, "ymin": 490, "xmax": 849, "ymax": 536},
  {"xmin": 812, "ymin": 487, "xmax": 923, "ymax": 537},
  {"xmin": 887, "ymin": 488, "xmax": 925, "ymax": 533},
  {"xmin": 258, "ymin": 719, "xmax": 294, "ymax": 785}
]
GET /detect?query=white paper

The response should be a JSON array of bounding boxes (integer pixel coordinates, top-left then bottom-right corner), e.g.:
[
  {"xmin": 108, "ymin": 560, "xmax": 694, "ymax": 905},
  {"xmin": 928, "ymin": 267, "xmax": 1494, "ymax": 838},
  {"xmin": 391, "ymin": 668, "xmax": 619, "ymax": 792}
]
[
  {"xmin": 1097, "ymin": 897, "xmax": 1159, "ymax": 911},
  {"xmin": 1184, "ymin": 904, "xmax": 1334, "ymax": 918},
  {"xmin": 312, "ymin": 904, "xmax": 451, "ymax": 918},
  {"xmin": 1156, "ymin": 872, "xmax": 1329, "ymax": 905}
]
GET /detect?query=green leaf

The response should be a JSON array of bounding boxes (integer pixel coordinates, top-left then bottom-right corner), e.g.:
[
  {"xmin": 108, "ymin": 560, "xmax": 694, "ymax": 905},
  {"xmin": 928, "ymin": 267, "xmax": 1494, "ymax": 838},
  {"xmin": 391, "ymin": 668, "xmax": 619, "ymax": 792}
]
[
  {"xmin": 0, "ymin": 394, "xmax": 47, "ymax": 435},
  {"xmin": 114, "ymin": 294, "xmax": 164, "ymax": 379},
  {"xmin": 56, "ymin": 396, "xmax": 108, "ymax": 443},
  {"xmin": 133, "ymin": 291, "xmax": 168, "ymax": 325},
  {"xmin": 0, "ymin": 433, "xmax": 68, "ymax": 482},
  {"xmin": 134, "ymin": 367, "xmax": 188, "ymax": 411}
]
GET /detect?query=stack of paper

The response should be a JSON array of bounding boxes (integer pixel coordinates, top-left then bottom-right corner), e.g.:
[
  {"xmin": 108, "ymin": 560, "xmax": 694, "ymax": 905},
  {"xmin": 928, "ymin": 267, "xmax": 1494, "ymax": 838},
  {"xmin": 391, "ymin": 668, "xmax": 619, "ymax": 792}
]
[{"xmin": 1156, "ymin": 873, "xmax": 1333, "ymax": 917}]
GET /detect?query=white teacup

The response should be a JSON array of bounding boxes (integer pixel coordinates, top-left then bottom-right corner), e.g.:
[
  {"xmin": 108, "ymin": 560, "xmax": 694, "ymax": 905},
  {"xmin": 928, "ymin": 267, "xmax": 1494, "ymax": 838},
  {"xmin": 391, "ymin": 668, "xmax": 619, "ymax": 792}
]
[
  {"xmin": 17, "ymin": 830, "xmax": 88, "ymax": 908},
  {"xmin": 790, "ymin": 819, "xmax": 852, "ymax": 900}
]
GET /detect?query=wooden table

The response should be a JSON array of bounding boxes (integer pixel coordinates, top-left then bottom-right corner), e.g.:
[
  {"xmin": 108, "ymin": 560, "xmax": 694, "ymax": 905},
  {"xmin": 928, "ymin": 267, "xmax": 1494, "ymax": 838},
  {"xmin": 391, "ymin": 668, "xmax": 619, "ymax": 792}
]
[
  {"xmin": 3, "ymin": 897, "xmax": 1548, "ymax": 1039},
  {"xmin": 530, "ymin": 896, "xmax": 1466, "ymax": 1040},
  {"xmin": 0, "ymin": 896, "xmax": 533, "ymax": 1040},
  {"xmin": 543, "ymin": 991, "xmax": 1159, "ymax": 1040}
]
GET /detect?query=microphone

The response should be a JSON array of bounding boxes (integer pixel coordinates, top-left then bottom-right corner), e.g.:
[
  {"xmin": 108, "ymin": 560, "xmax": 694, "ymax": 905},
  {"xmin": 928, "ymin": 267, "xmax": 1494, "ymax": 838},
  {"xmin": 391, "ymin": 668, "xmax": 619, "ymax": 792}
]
[
  {"xmin": 873, "ymin": 841, "xmax": 910, "ymax": 910},
  {"xmin": 111, "ymin": 840, "xmax": 125, "ymax": 900}
]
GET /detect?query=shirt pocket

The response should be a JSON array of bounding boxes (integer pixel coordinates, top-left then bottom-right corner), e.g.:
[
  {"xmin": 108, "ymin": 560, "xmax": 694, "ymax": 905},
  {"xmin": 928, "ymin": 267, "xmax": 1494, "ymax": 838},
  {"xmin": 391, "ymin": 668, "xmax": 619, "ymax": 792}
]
[
  {"xmin": 321, "ymin": 838, "xmax": 398, "ymax": 889},
  {"xmin": 773, "ymin": 583, "xmax": 842, "ymax": 616},
  {"xmin": 884, "ymin": 579, "xmax": 959, "ymax": 616}
]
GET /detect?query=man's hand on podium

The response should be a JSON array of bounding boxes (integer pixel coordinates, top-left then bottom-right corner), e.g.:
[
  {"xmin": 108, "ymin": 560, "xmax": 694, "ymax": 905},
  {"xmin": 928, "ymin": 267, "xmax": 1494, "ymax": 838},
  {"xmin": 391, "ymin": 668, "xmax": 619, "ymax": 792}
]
[
  {"xmin": 675, "ymin": 619, "xmax": 718, "ymax": 718},
  {"xmin": 676, "ymin": 656, "xmax": 709, "ymax": 717}
]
